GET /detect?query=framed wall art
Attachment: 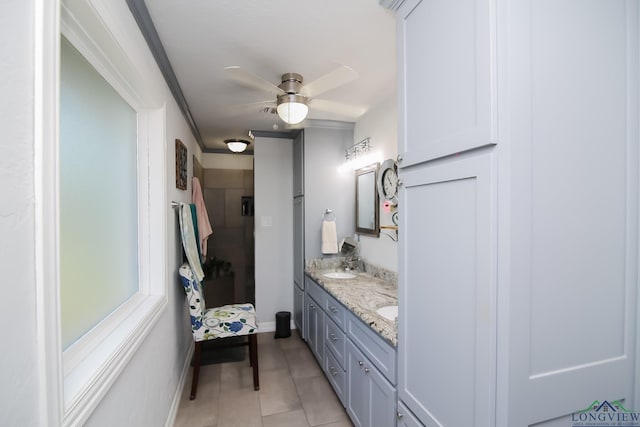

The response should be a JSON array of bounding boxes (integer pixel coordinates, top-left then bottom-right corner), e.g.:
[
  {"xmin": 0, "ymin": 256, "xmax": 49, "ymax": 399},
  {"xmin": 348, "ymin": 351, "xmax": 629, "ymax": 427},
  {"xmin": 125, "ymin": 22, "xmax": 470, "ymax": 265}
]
[{"xmin": 175, "ymin": 139, "xmax": 187, "ymax": 190}]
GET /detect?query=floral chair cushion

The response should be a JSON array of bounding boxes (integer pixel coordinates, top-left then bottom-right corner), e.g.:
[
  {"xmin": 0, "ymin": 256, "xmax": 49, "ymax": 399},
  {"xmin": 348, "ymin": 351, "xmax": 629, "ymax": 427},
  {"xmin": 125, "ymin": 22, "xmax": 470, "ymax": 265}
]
[{"xmin": 179, "ymin": 263, "xmax": 257, "ymax": 342}]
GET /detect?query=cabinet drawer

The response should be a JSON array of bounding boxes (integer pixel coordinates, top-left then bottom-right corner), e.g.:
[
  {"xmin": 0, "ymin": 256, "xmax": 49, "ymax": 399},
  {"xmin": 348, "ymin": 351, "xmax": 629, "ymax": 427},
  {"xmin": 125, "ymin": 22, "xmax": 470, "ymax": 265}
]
[
  {"xmin": 397, "ymin": 401, "xmax": 424, "ymax": 427},
  {"xmin": 305, "ymin": 275, "xmax": 325, "ymax": 306},
  {"xmin": 324, "ymin": 346, "xmax": 346, "ymax": 406},
  {"xmin": 347, "ymin": 312, "xmax": 396, "ymax": 385},
  {"xmin": 325, "ymin": 316, "xmax": 346, "ymax": 368},
  {"xmin": 324, "ymin": 291, "xmax": 347, "ymax": 331}
]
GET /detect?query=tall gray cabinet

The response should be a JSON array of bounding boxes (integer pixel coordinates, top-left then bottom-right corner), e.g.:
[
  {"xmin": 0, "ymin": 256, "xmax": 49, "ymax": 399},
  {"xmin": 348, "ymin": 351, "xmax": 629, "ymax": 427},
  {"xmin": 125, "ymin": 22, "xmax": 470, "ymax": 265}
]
[
  {"xmin": 389, "ymin": 0, "xmax": 640, "ymax": 426},
  {"xmin": 292, "ymin": 122, "xmax": 356, "ymax": 339},
  {"xmin": 293, "ymin": 132, "xmax": 305, "ymax": 338}
]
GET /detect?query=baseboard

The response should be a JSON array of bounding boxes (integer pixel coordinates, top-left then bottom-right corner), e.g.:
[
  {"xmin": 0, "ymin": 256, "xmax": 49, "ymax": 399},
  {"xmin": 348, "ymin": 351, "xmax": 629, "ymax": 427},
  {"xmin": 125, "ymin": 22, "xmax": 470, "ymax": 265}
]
[
  {"xmin": 164, "ymin": 342, "xmax": 194, "ymax": 427},
  {"xmin": 257, "ymin": 320, "xmax": 297, "ymax": 333}
]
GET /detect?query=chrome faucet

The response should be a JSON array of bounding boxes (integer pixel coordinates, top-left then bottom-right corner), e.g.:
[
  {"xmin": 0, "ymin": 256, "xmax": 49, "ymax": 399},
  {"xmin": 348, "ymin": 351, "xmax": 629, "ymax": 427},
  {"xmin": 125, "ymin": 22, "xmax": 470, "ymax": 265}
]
[{"xmin": 343, "ymin": 256, "xmax": 361, "ymax": 271}]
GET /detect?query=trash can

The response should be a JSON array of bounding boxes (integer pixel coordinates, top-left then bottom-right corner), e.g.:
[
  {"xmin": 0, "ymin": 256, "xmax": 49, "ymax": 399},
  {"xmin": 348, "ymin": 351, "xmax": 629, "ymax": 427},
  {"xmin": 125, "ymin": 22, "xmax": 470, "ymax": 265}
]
[{"xmin": 274, "ymin": 311, "xmax": 291, "ymax": 339}]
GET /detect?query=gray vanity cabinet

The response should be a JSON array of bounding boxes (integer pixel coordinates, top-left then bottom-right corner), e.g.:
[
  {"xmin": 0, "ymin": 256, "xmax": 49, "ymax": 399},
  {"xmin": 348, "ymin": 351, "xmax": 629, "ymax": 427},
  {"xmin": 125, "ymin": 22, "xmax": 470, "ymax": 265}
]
[{"xmin": 305, "ymin": 273, "xmax": 398, "ymax": 426}]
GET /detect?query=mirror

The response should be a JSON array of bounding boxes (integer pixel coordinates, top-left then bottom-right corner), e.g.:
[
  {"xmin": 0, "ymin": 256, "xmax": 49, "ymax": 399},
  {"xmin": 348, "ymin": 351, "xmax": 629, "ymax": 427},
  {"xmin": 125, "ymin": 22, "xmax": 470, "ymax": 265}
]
[{"xmin": 355, "ymin": 163, "xmax": 380, "ymax": 237}]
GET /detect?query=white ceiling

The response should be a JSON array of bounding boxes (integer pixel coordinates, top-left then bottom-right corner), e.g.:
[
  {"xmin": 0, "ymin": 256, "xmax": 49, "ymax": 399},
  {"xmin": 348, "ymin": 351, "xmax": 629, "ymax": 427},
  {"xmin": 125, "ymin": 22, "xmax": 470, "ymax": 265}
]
[{"xmin": 144, "ymin": 0, "xmax": 397, "ymax": 152}]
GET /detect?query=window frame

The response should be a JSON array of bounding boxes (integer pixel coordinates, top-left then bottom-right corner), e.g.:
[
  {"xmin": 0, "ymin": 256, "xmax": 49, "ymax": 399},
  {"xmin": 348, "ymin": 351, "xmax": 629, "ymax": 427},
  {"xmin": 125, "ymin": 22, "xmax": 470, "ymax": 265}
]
[{"xmin": 36, "ymin": 1, "xmax": 169, "ymax": 424}]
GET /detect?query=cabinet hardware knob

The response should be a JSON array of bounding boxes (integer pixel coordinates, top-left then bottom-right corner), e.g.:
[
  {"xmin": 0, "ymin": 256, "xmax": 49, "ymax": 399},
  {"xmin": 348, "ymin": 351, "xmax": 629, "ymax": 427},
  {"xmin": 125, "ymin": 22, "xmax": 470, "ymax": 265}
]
[
  {"xmin": 397, "ymin": 412, "xmax": 404, "ymax": 419},
  {"xmin": 364, "ymin": 367, "xmax": 370, "ymax": 373},
  {"xmin": 330, "ymin": 334, "xmax": 338, "ymax": 342},
  {"xmin": 358, "ymin": 361, "xmax": 364, "ymax": 366},
  {"xmin": 397, "ymin": 155, "xmax": 403, "ymax": 163},
  {"xmin": 330, "ymin": 368, "xmax": 338, "ymax": 376},
  {"xmin": 310, "ymin": 304, "xmax": 315, "ymax": 309},
  {"xmin": 398, "ymin": 179, "xmax": 403, "ymax": 187},
  {"xmin": 330, "ymin": 306, "xmax": 338, "ymax": 313}
]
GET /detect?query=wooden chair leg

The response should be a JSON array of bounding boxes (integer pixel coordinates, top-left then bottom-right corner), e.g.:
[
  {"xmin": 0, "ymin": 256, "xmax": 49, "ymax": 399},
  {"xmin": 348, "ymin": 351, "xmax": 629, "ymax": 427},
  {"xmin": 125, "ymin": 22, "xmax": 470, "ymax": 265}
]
[
  {"xmin": 249, "ymin": 334, "xmax": 259, "ymax": 390},
  {"xmin": 190, "ymin": 341, "xmax": 202, "ymax": 400}
]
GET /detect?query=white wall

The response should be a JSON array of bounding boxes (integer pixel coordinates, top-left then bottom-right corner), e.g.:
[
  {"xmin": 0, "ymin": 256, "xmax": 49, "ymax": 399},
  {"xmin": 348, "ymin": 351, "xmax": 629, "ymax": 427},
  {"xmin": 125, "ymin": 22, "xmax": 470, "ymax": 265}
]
[
  {"xmin": 200, "ymin": 152, "xmax": 254, "ymax": 170},
  {"xmin": 0, "ymin": 0, "xmax": 197, "ymax": 425},
  {"xmin": 353, "ymin": 95, "xmax": 398, "ymax": 272},
  {"xmin": 82, "ymin": 2, "xmax": 197, "ymax": 424},
  {"xmin": 254, "ymin": 137, "xmax": 294, "ymax": 329},
  {"xmin": 0, "ymin": 1, "xmax": 42, "ymax": 425},
  {"xmin": 304, "ymin": 125, "xmax": 356, "ymax": 260}
]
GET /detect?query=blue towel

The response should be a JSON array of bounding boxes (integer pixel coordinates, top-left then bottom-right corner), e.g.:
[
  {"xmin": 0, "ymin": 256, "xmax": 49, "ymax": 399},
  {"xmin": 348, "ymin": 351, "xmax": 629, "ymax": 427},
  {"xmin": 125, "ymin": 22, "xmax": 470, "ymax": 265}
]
[
  {"xmin": 179, "ymin": 203, "xmax": 205, "ymax": 282},
  {"xmin": 189, "ymin": 204, "xmax": 202, "ymax": 262}
]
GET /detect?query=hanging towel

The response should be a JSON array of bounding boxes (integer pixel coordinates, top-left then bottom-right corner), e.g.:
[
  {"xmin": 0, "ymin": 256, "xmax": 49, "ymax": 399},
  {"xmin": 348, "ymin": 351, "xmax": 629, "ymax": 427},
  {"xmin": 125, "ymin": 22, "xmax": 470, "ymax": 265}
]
[
  {"xmin": 179, "ymin": 203, "xmax": 205, "ymax": 282},
  {"xmin": 189, "ymin": 204, "xmax": 201, "ymax": 261},
  {"xmin": 192, "ymin": 177, "xmax": 213, "ymax": 260},
  {"xmin": 321, "ymin": 220, "xmax": 338, "ymax": 254}
]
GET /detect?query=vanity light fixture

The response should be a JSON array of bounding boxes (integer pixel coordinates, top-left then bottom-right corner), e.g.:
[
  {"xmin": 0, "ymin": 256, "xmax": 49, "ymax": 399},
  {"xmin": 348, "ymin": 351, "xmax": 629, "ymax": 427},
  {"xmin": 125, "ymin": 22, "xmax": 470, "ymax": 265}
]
[
  {"xmin": 339, "ymin": 137, "xmax": 382, "ymax": 172},
  {"xmin": 225, "ymin": 138, "xmax": 250, "ymax": 153},
  {"xmin": 345, "ymin": 137, "xmax": 371, "ymax": 162}
]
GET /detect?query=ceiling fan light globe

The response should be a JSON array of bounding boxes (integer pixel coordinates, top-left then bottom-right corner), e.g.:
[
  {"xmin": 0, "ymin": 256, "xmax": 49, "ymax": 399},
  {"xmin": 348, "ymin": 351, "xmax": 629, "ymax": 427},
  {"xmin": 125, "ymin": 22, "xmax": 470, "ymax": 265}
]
[{"xmin": 276, "ymin": 94, "xmax": 309, "ymax": 124}]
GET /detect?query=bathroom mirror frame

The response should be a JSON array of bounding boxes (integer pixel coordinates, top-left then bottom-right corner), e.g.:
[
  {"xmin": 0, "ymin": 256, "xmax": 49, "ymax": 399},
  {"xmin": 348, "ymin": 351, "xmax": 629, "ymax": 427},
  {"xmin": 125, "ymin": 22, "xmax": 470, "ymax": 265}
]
[{"xmin": 355, "ymin": 163, "xmax": 380, "ymax": 237}]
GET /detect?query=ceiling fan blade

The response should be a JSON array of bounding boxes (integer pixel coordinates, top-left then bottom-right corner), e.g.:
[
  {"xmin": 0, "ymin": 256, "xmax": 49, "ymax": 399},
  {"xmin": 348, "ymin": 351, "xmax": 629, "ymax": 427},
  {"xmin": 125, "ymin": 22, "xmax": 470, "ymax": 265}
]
[
  {"xmin": 310, "ymin": 98, "xmax": 367, "ymax": 118},
  {"xmin": 224, "ymin": 66, "xmax": 284, "ymax": 96},
  {"xmin": 226, "ymin": 100, "xmax": 277, "ymax": 115},
  {"xmin": 300, "ymin": 65, "xmax": 358, "ymax": 98}
]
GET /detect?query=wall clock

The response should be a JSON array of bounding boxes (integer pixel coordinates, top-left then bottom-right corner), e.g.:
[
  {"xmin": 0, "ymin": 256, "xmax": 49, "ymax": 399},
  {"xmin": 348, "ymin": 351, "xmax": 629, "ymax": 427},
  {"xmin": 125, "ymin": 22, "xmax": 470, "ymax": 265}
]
[{"xmin": 377, "ymin": 158, "xmax": 399, "ymax": 201}]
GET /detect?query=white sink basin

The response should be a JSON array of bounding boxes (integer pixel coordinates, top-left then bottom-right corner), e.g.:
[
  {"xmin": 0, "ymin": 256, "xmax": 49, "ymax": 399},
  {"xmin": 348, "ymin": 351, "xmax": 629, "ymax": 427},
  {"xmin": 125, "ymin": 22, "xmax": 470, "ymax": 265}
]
[
  {"xmin": 376, "ymin": 305, "xmax": 398, "ymax": 321},
  {"xmin": 323, "ymin": 271, "xmax": 356, "ymax": 279}
]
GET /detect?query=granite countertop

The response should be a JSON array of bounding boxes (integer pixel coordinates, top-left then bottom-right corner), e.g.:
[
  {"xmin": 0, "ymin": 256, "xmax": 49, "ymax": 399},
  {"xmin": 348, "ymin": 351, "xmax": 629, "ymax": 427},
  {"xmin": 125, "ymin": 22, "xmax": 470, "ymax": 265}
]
[{"xmin": 305, "ymin": 268, "xmax": 398, "ymax": 346}]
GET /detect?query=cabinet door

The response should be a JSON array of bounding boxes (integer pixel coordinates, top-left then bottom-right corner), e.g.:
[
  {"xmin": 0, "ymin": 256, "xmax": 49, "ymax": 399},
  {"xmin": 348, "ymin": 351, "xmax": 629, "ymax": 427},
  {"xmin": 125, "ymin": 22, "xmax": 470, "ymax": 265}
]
[
  {"xmin": 346, "ymin": 340, "xmax": 369, "ymax": 427},
  {"xmin": 368, "ymin": 360, "xmax": 396, "ymax": 427},
  {"xmin": 293, "ymin": 196, "xmax": 304, "ymax": 290},
  {"xmin": 398, "ymin": 153, "xmax": 496, "ymax": 427},
  {"xmin": 503, "ymin": 1, "xmax": 639, "ymax": 424},
  {"xmin": 292, "ymin": 132, "xmax": 304, "ymax": 196},
  {"xmin": 347, "ymin": 338, "xmax": 396, "ymax": 427},
  {"xmin": 305, "ymin": 293, "xmax": 324, "ymax": 364},
  {"xmin": 397, "ymin": 0, "xmax": 497, "ymax": 167},
  {"xmin": 293, "ymin": 285, "xmax": 304, "ymax": 338}
]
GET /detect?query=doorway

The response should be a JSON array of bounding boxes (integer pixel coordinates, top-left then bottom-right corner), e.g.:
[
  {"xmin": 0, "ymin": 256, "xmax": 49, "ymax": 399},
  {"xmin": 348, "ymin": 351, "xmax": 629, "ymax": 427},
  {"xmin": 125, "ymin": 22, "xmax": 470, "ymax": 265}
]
[{"xmin": 197, "ymin": 166, "xmax": 255, "ymax": 307}]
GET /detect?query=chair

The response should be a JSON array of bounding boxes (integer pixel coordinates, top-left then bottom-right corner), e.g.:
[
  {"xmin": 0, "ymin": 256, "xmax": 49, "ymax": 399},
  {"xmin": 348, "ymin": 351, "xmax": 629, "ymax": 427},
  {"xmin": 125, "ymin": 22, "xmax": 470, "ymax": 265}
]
[{"xmin": 178, "ymin": 262, "xmax": 259, "ymax": 399}]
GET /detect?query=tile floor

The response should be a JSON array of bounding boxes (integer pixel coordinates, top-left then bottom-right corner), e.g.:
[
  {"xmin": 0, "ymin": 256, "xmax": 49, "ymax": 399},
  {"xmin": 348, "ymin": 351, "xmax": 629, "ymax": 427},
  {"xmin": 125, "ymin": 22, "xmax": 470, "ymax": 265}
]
[{"xmin": 174, "ymin": 331, "xmax": 354, "ymax": 427}]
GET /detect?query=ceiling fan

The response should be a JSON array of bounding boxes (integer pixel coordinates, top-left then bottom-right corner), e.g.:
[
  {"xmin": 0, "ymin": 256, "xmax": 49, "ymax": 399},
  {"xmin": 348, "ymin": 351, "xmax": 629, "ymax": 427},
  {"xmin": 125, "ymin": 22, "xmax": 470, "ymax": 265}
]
[{"xmin": 224, "ymin": 65, "xmax": 366, "ymax": 125}]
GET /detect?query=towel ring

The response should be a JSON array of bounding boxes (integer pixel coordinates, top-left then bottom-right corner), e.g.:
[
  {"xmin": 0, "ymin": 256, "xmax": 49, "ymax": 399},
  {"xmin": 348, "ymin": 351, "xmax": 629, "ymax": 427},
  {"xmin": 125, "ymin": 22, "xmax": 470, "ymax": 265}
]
[{"xmin": 322, "ymin": 209, "xmax": 336, "ymax": 221}]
